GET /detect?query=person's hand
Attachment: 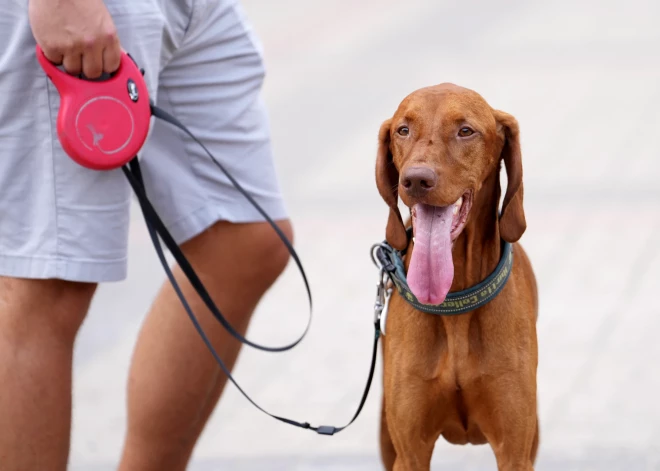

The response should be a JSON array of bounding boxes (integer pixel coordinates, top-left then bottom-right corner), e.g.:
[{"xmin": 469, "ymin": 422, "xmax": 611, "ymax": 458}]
[{"xmin": 28, "ymin": 0, "xmax": 121, "ymax": 79}]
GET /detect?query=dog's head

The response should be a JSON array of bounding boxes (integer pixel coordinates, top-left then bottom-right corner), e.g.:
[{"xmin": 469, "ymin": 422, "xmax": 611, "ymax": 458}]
[{"xmin": 375, "ymin": 83, "xmax": 526, "ymax": 304}]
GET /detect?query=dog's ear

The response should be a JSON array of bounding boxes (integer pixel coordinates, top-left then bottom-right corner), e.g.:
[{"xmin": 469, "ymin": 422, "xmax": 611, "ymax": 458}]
[
  {"xmin": 375, "ymin": 118, "xmax": 407, "ymax": 250},
  {"xmin": 493, "ymin": 110, "xmax": 526, "ymax": 243}
]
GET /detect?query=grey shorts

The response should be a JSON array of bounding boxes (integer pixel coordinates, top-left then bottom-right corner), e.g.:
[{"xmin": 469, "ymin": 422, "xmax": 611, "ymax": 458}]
[{"xmin": 0, "ymin": 0, "xmax": 288, "ymax": 283}]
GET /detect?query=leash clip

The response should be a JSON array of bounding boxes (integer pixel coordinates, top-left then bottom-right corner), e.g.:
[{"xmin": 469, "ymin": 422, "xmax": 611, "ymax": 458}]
[
  {"xmin": 371, "ymin": 242, "xmax": 394, "ymax": 329},
  {"xmin": 374, "ymin": 269, "xmax": 389, "ymax": 325}
]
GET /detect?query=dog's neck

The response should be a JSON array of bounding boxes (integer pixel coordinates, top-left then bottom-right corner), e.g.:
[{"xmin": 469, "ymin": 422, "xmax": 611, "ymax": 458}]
[{"xmin": 449, "ymin": 166, "xmax": 503, "ymax": 292}]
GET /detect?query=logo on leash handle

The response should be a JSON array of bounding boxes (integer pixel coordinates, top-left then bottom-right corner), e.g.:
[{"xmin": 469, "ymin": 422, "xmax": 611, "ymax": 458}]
[{"xmin": 35, "ymin": 45, "xmax": 152, "ymax": 170}]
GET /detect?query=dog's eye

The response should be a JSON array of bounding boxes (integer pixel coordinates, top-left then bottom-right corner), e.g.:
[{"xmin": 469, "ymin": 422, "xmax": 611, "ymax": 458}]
[
  {"xmin": 458, "ymin": 127, "xmax": 474, "ymax": 137},
  {"xmin": 397, "ymin": 126, "xmax": 409, "ymax": 136}
]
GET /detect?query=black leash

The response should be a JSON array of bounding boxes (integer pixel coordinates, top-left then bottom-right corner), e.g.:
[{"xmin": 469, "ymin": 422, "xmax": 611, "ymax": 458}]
[{"xmin": 119, "ymin": 103, "xmax": 383, "ymax": 435}]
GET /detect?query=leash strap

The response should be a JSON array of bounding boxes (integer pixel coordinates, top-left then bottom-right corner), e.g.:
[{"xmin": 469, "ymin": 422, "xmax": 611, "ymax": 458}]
[
  {"xmin": 118, "ymin": 104, "xmax": 382, "ymax": 435},
  {"xmin": 147, "ymin": 106, "xmax": 311, "ymax": 352}
]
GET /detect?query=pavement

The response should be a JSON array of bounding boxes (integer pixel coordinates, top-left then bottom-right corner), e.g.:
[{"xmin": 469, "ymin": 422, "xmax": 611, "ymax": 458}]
[{"xmin": 68, "ymin": 0, "xmax": 660, "ymax": 469}]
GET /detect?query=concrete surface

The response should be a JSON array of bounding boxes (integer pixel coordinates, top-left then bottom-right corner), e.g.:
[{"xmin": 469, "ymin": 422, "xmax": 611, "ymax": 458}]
[{"xmin": 69, "ymin": 0, "xmax": 660, "ymax": 469}]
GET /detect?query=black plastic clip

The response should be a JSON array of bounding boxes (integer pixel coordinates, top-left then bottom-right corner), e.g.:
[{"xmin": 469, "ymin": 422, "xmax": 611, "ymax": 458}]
[{"xmin": 316, "ymin": 425, "xmax": 337, "ymax": 436}]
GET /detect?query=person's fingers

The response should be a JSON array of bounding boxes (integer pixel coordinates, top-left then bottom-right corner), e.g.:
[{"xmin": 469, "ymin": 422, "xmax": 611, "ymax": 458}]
[
  {"xmin": 82, "ymin": 41, "xmax": 104, "ymax": 79},
  {"xmin": 102, "ymin": 34, "xmax": 121, "ymax": 74},
  {"xmin": 41, "ymin": 47, "xmax": 64, "ymax": 66},
  {"xmin": 62, "ymin": 52, "xmax": 83, "ymax": 76}
]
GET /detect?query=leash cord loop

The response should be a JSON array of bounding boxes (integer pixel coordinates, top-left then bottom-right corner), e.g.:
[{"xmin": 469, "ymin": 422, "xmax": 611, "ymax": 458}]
[{"xmin": 117, "ymin": 105, "xmax": 382, "ymax": 435}]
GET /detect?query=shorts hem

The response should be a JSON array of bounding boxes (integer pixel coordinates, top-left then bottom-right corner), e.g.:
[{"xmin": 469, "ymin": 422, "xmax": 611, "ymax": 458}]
[
  {"xmin": 0, "ymin": 254, "xmax": 128, "ymax": 283},
  {"xmin": 168, "ymin": 197, "xmax": 289, "ymax": 245}
]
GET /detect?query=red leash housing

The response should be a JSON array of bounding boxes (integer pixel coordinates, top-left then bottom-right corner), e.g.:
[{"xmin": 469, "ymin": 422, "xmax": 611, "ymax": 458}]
[{"xmin": 36, "ymin": 45, "xmax": 152, "ymax": 170}]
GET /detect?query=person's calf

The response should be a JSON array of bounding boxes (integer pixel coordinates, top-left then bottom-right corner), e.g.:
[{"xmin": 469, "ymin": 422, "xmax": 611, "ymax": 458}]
[
  {"xmin": 0, "ymin": 277, "xmax": 96, "ymax": 471},
  {"xmin": 119, "ymin": 219, "xmax": 293, "ymax": 471}
]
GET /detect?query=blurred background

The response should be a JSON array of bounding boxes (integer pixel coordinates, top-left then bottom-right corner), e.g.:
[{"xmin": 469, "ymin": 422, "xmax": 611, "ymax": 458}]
[{"xmin": 69, "ymin": 0, "xmax": 660, "ymax": 469}]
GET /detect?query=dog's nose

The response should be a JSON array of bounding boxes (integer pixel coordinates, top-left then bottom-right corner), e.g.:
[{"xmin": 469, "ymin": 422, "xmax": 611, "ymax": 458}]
[{"xmin": 401, "ymin": 166, "xmax": 437, "ymax": 197}]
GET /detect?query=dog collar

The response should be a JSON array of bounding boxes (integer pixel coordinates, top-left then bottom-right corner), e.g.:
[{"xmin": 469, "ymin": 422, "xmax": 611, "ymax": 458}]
[{"xmin": 373, "ymin": 228, "xmax": 514, "ymax": 316}]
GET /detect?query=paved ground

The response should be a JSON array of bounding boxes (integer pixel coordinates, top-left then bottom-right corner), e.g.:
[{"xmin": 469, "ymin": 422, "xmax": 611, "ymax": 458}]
[{"xmin": 69, "ymin": 0, "xmax": 660, "ymax": 469}]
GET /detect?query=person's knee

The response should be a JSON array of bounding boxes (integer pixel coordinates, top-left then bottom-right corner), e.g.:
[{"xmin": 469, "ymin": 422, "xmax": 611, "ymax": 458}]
[
  {"xmin": 229, "ymin": 219, "xmax": 294, "ymax": 292},
  {"xmin": 179, "ymin": 218, "xmax": 294, "ymax": 300},
  {"xmin": 0, "ymin": 277, "xmax": 96, "ymax": 346},
  {"xmin": 256, "ymin": 219, "xmax": 294, "ymax": 283}
]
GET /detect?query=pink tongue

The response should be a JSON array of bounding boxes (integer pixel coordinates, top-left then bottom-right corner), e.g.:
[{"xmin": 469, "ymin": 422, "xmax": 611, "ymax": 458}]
[{"xmin": 407, "ymin": 204, "xmax": 455, "ymax": 304}]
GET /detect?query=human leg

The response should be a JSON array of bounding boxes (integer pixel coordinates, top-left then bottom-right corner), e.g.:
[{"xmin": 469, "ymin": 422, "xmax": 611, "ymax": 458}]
[
  {"xmin": 0, "ymin": 1, "xmax": 168, "ymax": 469},
  {"xmin": 118, "ymin": 1, "xmax": 292, "ymax": 468}
]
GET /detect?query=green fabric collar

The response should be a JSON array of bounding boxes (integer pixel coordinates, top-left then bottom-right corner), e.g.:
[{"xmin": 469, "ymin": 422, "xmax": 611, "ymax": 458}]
[{"xmin": 373, "ymin": 229, "xmax": 514, "ymax": 316}]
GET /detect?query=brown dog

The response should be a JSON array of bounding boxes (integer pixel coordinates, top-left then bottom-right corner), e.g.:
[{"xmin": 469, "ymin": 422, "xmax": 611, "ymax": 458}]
[{"xmin": 375, "ymin": 83, "xmax": 539, "ymax": 470}]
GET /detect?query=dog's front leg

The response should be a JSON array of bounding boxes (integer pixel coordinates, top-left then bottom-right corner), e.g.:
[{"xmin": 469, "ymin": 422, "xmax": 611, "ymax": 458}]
[
  {"xmin": 491, "ymin": 414, "xmax": 539, "ymax": 471},
  {"xmin": 384, "ymin": 375, "xmax": 443, "ymax": 471},
  {"xmin": 474, "ymin": 372, "xmax": 539, "ymax": 471}
]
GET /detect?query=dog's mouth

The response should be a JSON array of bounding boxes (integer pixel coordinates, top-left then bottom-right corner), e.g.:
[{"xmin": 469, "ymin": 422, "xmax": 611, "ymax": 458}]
[{"xmin": 407, "ymin": 191, "xmax": 473, "ymax": 305}]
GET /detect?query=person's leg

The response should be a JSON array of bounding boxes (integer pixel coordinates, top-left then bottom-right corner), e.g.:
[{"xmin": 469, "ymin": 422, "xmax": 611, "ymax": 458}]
[
  {"xmin": 0, "ymin": 278, "xmax": 97, "ymax": 470},
  {"xmin": 118, "ymin": 1, "xmax": 292, "ymax": 469},
  {"xmin": 0, "ymin": 1, "xmax": 169, "ymax": 469},
  {"xmin": 119, "ymin": 219, "xmax": 292, "ymax": 470}
]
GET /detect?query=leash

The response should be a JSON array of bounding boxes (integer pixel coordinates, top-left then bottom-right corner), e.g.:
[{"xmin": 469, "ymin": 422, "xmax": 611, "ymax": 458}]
[
  {"xmin": 35, "ymin": 45, "xmax": 382, "ymax": 435},
  {"xmin": 124, "ymin": 108, "xmax": 312, "ymax": 354},
  {"xmin": 122, "ymin": 109, "xmax": 384, "ymax": 435}
]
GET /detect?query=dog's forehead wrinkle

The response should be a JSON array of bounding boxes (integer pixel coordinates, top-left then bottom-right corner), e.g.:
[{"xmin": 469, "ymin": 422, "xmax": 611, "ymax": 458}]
[
  {"xmin": 395, "ymin": 101, "xmax": 425, "ymax": 124},
  {"xmin": 397, "ymin": 92, "xmax": 493, "ymax": 133}
]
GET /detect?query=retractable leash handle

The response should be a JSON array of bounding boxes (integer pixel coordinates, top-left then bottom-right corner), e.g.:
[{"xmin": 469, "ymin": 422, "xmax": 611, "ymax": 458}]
[
  {"xmin": 35, "ymin": 46, "xmax": 382, "ymax": 436},
  {"xmin": 35, "ymin": 45, "xmax": 151, "ymax": 170}
]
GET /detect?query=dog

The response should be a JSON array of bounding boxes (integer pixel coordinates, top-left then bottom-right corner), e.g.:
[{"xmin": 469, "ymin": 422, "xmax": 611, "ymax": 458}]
[{"xmin": 375, "ymin": 83, "xmax": 539, "ymax": 470}]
